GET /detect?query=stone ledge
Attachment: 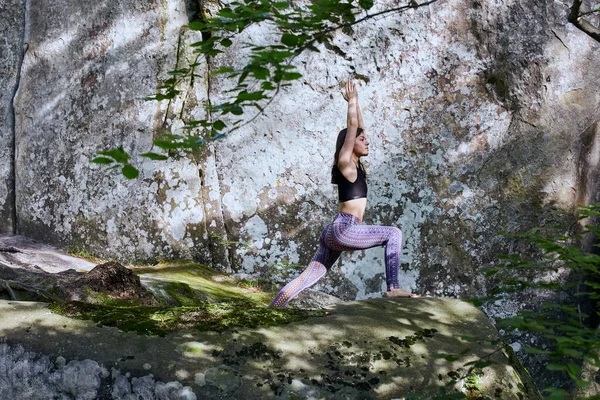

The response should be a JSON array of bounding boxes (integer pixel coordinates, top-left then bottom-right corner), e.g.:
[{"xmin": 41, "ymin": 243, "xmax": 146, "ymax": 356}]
[{"xmin": 0, "ymin": 298, "xmax": 541, "ymax": 399}]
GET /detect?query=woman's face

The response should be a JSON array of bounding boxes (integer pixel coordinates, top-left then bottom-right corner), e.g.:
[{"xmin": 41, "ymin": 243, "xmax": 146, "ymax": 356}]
[{"xmin": 353, "ymin": 132, "xmax": 369, "ymax": 157}]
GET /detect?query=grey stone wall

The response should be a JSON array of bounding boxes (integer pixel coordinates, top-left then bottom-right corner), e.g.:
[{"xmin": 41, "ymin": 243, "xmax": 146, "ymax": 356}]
[
  {"xmin": 0, "ymin": 0, "xmax": 27, "ymax": 234},
  {"xmin": 5, "ymin": 0, "xmax": 600, "ymax": 301},
  {"xmin": 209, "ymin": 0, "xmax": 600, "ymax": 301},
  {"xmin": 12, "ymin": 0, "xmax": 230, "ymax": 268}
]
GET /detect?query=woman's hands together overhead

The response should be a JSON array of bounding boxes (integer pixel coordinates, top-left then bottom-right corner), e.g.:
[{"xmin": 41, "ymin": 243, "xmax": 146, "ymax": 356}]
[{"xmin": 342, "ymin": 80, "xmax": 358, "ymax": 102}]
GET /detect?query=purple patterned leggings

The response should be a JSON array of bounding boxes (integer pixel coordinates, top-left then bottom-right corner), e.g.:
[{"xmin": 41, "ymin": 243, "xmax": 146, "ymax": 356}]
[{"xmin": 270, "ymin": 213, "xmax": 402, "ymax": 307}]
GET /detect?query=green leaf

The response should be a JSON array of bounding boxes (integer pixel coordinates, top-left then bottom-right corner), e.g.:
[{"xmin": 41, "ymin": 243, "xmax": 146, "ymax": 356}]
[
  {"xmin": 213, "ymin": 66, "xmax": 236, "ymax": 75},
  {"xmin": 207, "ymin": 49, "xmax": 224, "ymax": 57},
  {"xmin": 221, "ymin": 38, "xmax": 233, "ymax": 47},
  {"xmin": 261, "ymin": 81, "xmax": 276, "ymax": 91},
  {"xmin": 566, "ymin": 363, "xmax": 582, "ymax": 378},
  {"xmin": 281, "ymin": 33, "xmax": 299, "ymax": 46},
  {"xmin": 236, "ymin": 90, "xmax": 265, "ymax": 101},
  {"xmin": 231, "ymin": 105, "xmax": 244, "ymax": 115},
  {"xmin": 154, "ymin": 140, "xmax": 182, "ymax": 150},
  {"xmin": 167, "ymin": 68, "xmax": 190, "ymax": 76},
  {"xmin": 213, "ymin": 120, "xmax": 226, "ymax": 131},
  {"xmin": 238, "ymin": 70, "xmax": 250, "ymax": 84},
  {"xmin": 188, "ymin": 21, "xmax": 206, "ymax": 31},
  {"xmin": 91, "ymin": 157, "xmax": 114, "ymax": 164},
  {"xmin": 252, "ymin": 66, "xmax": 270, "ymax": 80},
  {"xmin": 97, "ymin": 146, "xmax": 129, "ymax": 163},
  {"xmin": 122, "ymin": 164, "xmax": 139, "ymax": 179},
  {"xmin": 217, "ymin": 7, "xmax": 237, "ymax": 18},
  {"xmin": 496, "ymin": 317, "xmax": 524, "ymax": 328},
  {"xmin": 562, "ymin": 348, "xmax": 583, "ymax": 359},
  {"xmin": 358, "ymin": 0, "xmax": 374, "ymax": 9},
  {"xmin": 272, "ymin": 1, "xmax": 290, "ymax": 9},
  {"xmin": 574, "ymin": 378, "xmax": 592, "ymax": 389},
  {"xmin": 140, "ymin": 152, "xmax": 168, "ymax": 161},
  {"xmin": 547, "ymin": 363, "xmax": 567, "ymax": 371},
  {"xmin": 281, "ymin": 71, "xmax": 302, "ymax": 81}
]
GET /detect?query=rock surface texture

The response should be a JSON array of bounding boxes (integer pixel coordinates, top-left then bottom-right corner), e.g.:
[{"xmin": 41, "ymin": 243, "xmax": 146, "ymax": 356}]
[
  {"xmin": 0, "ymin": 0, "xmax": 26, "ymax": 234},
  {"xmin": 2, "ymin": 0, "xmax": 600, "ymax": 390},
  {"xmin": 0, "ymin": 298, "xmax": 541, "ymax": 399},
  {"xmin": 0, "ymin": 235, "xmax": 156, "ymax": 304},
  {"xmin": 0, "ymin": 343, "xmax": 197, "ymax": 400},
  {"xmin": 3, "ymin": 0, "xmax": 598, "ymax": 299}
]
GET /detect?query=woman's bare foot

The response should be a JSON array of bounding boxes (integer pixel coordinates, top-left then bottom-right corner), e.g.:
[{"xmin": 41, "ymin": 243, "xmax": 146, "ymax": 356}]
[{"xmin": 385, "ymin": 288, "xmax": 421, "ymax": 298}]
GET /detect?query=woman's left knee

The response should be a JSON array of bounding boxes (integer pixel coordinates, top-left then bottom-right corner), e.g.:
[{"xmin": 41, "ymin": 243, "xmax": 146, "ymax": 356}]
[{"xmin": 390, "ymin": 227, "xmax": 402, "ymax": 240}]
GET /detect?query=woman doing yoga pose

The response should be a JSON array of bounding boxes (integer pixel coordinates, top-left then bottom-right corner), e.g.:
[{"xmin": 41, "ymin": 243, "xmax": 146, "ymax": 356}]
[{"xmin": 270, "ymin": 81, "xmax": 420, "ymax": 308}]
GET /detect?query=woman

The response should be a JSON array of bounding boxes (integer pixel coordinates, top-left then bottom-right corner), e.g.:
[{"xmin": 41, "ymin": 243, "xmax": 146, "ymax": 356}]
[{"xmin": 270, "ymin": 81, "xmax": 420, "ymax": 308}]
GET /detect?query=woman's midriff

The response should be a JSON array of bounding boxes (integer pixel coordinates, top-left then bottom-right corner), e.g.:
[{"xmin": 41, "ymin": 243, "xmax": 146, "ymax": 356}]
[{"xmin": 338, "ymin": 198, "xmax": 367, "ymax": 222}]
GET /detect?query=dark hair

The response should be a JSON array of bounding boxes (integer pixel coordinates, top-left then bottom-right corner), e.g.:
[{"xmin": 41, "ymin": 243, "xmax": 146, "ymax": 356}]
[{"xmin": 331, "ymin": 127, "xmax": 366, "ymax": 184}]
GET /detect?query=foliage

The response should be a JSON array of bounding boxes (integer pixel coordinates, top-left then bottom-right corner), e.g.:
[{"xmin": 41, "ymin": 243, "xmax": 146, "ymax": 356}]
[
  {"xmin": 483, "ymin": 203, "xmax": 600, "ymax": 397},
  {"xmin": 92, "ymin": 0, "xmax": 436, "ymax": 178}
]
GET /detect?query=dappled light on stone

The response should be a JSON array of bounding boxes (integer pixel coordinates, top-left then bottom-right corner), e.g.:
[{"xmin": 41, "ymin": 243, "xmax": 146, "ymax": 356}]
[
  {"xmin": 0, "ymin": 297, "xmax": 538, "ymax": 398},
  {"xmin": 1, "ymin": 0, "xmax": 599, "ymax": 393}
]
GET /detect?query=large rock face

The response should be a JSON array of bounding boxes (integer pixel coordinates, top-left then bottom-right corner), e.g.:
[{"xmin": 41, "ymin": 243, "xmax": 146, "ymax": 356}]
[
  {"xmin": 0, "ymin": 298, "xmax": 541, "ymax": 399},
  {"xmin": 208, "ymin": 0, "xmax": 600, "ymax": 302},
  {"xmin": 11, "ymin": 0, "xmax": 230, "ymax": 269},
  {"xmin": 0, "ymin": 0, "xmax": 26, "ymax": 234},
  {"xmin": 4, "ymin": 0, "xmax": 600, "ymax": 303}
]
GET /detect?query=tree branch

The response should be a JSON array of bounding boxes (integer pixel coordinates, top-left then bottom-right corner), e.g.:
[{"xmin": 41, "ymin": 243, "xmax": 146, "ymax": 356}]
[
  {"xmin": 569, "ymin": 0, "xmax": 600, "ymax": 43},
  {"xmin": 295, "ymin": 0, "xmax": 440, "ymax": 58}
]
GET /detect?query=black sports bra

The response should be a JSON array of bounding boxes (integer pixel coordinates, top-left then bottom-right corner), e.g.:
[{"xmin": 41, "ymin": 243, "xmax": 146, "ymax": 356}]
[{"xmin": 333, "ymin": 166, "xmax": 367, "ymax": 202}]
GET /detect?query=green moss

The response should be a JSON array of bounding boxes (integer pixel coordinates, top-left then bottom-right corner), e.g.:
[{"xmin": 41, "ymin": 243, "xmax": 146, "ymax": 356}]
[
  {"xmin": 49, "ymin": 300, "xmax": 327, "ymax": 336},
  {"xmin": 158, "ymin": 281, "xmax": 207, "ymax": 306},
  {"xmin": 132, "ymin": 261, "xmax": 274, "ymax": 305},
  {"xmin": 464, "ymin": 369, "xmax": 484, "ymax": 399},
  {"xmin": 66, "ymin": 247, "xmax": 104, "ymax": 264},
  {"xmin": 506, "ymin": 171, "xmax": 528, "ymax": 199},
  {"xmin": 48, "ymin": 260, "xmax": 317, "ymax": 336},
  {"xmin": 176, "ymin": 341, "xmax": 205, "ymax": 355},
  {"xmin": 81, "ymin": 288, "xmax": 144, "ymax": 307}
]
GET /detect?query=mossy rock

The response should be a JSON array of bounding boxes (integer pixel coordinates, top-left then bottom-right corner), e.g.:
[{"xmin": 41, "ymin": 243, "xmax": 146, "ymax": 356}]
[
  {"xmin": 49, "ymin": 259, "xmax": 327, "ymax": 336},
  {"xmin": 133, "ymin": 260, "xmax": 274, "ymax": 305},
  {"xmin": 49, "ymin": 300, "xmax": 327, "ymax": 336}
]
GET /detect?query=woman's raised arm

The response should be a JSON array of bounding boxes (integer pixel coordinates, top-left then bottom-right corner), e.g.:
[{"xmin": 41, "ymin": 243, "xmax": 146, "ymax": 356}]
[
  {"xmin": 338, "ymin": 81, "xmax": 359, "ymax": 175},
  {"xmin": 356, "ymin": 97, "xmax": 365, "ymax": 130}
]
